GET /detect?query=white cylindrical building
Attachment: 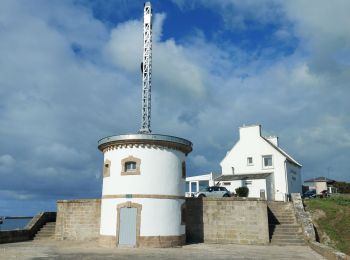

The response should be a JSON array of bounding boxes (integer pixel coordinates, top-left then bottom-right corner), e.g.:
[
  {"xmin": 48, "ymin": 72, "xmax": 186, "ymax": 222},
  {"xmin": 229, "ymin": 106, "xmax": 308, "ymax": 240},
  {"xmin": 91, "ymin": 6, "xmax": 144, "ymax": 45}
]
[{"xmin": 98, "ymin": 134, "xmax": 192, "ymax": 247}]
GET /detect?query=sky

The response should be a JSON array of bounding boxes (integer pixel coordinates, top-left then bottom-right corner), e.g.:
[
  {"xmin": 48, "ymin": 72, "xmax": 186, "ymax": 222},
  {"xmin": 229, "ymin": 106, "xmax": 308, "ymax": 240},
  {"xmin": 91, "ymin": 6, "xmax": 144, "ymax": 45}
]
[{"xmin": 0, "ymin": 0, "xmax": 349, "ymax": 216}]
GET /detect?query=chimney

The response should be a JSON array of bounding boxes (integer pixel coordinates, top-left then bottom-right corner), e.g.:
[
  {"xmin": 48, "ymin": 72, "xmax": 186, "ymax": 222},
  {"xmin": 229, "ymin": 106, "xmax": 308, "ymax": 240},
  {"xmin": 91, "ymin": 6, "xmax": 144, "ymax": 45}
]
[
  {"xmin": 266, "ymin": 136, "xmax": 279, "ymax": 147},
  {"xmin": 239, "ymin": 125, "xmax": 261, "ymax": 140}
]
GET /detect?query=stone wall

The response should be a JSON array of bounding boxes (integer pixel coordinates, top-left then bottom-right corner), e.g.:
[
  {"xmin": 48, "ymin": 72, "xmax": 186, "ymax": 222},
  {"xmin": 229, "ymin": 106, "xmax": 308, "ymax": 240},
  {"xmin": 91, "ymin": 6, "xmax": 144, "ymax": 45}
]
[
  {"xmin": 291, "ymin": 193, "xmax": 316, "ymax": 241},
  {"xmin": 309, "ymin": 241, "xmax": 350, "ymax": 260},
  {"xmin": 55, "ymin": 198, "xmax": 269, "ymax": 245},
  {"xmin": 55, "ymin": 199, "xmax": 101, "ymax": 241},
  {"xmin": 186, "ymin": 198, "xmax": 269, "ymax": 245},
  {"xmin": 291, "ymin": 193, "xmax": 350, "ymax": 260},
  {"xmin": 0, "ymin": 229, "xmax": 31, "ymax": 244},
  {"xmin": 0, "ymin": 212, "xmax": 56, "ymax": 244}
]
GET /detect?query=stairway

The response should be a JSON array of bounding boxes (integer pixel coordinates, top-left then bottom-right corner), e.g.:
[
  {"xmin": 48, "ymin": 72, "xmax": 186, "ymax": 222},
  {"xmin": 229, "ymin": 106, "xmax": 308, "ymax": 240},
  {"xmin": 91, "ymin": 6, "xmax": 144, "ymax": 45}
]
[
  {"xmin": 267, "ymin": 202, "xmax": 305, "ymax": 245},
  {"xmin": 34, "ymin": 221, "xmax": 56, "ymax": 240}
]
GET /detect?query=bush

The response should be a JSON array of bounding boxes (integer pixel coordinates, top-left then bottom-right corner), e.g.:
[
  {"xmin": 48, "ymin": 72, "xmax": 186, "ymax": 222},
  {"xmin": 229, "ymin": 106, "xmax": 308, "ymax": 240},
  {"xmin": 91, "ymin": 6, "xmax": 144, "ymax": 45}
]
[
  {"xmin": 334, "ymin": 182, "xmax": 350, "ymax": 193},
  {"xmin": 235, "ymin": 187, "xmax": 249, "ymax": 197}
]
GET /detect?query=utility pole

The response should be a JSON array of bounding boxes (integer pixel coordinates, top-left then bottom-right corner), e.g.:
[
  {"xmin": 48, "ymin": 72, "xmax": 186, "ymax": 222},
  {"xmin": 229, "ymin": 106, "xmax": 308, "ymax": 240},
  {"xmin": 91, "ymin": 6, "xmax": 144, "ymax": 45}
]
[
  {"xmin": 327, "ymin": 166, "xmax": 331, "ymax": 179},
  {"xmin": 139, "ymin": 2, "xmax": 152, "ymax": 134}
]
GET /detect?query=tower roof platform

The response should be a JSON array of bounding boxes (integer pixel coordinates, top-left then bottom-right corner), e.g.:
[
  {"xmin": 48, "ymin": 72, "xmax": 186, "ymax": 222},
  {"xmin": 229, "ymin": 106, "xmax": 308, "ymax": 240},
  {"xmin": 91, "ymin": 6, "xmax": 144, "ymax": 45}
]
[{"xmin": 98, "ymin": 133, "xmax": 192, "ymax": 155}]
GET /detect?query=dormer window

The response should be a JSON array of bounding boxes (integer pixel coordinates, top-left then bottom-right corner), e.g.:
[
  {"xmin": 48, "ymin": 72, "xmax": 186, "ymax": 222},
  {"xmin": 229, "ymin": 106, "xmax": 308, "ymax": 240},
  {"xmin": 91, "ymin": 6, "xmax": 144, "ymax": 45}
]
[{"xmin": 121, "ymin": 156, "xmax": 141, "ymax": 175}]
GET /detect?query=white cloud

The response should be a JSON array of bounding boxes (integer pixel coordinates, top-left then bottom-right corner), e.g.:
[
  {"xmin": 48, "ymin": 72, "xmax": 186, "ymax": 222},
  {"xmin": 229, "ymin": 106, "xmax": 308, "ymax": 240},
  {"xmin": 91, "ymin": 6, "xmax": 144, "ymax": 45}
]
[
  {"xmin": 191, "ymin": 154, "xmax": 211, "ymax": 168},
  {"xmin": 105, "ymin": 13, "xmax": 207, "ymax": 100},
  {"xmin": 34, "ymin": 143, "xmax": 90, "ymax": 166},
  {"xmin": 283, "ymin": 0, "xmax": 350, "ymax": 75},
  {"xmin": 1, "ymin": 0, "xmax": 350, "ymax": 215}
]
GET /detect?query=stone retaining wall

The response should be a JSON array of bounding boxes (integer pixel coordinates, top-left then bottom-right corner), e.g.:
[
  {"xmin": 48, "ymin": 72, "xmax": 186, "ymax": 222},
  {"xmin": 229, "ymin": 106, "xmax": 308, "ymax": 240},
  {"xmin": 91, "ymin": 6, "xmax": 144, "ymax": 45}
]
[
  {"xmin": 309, "ymin": 241, "xmax": 350, "ymax": 260},
  {"xmin": 291, "ymin": 193, "xmax": 350, "ymax": 260},
  {"xmin": 0, "ymin": 212, "xmax": 56, "ymax": 244},
  {"xmin": 291, "ymin": 193, "xmax": 316, "ymax": 241},
  {"xmin": 186, "ymin": 198, "xmax": 269, "ymax": 245},
  {"xmin": 55, "ymin": 199, "xmax": 101, "ymax": 241}
]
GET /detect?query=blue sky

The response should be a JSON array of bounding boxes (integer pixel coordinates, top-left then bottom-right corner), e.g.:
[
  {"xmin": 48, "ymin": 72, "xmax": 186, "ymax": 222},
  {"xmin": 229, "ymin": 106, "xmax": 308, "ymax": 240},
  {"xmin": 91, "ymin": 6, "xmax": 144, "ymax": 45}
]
[{"xmin": 0, "ymin": 0, "xmax": 350, "ymax": 216}]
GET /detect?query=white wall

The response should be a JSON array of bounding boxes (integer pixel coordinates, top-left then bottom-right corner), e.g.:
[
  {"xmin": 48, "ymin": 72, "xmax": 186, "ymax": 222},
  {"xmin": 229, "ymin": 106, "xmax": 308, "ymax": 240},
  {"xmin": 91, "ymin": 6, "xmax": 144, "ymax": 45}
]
[
  {"xmin": 100, "ymin": 198, "xmax": 185, "ymax": 236},
  {"xmin": 248, "ymin": 179, "xmax": 267, "ymax": 198},
  {"xmin": 100, "ymin": 145, "xmax": 187, "ymax": 238},
  {"xmin": 222, "ymin": 180, "xmax": 241, "ymax": 194},
  {"xmin": 102, "ymin": 146, "xmax": 186, "ymax": 196},
  {"xmin": 266, "ymin": 174, "xmax": 274, "ymax": 201},
  {"xmin": 286, "ymin": 161, "xmax": 302, "ymax": 194},
  {"xmin": 315, "ymin": 182, "xmax": 328, "ymax": 194},
  {"xmin": 221, "ymin": 179, "xmax": 267, "ymax": 199}
]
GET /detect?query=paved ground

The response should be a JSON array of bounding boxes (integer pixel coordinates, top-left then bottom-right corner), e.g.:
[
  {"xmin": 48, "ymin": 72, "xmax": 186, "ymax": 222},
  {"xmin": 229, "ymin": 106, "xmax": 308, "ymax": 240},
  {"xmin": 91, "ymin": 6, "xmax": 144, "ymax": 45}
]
[{"xmin": 0, "ymin": 240, "xmax": 325, "ymax": 260}]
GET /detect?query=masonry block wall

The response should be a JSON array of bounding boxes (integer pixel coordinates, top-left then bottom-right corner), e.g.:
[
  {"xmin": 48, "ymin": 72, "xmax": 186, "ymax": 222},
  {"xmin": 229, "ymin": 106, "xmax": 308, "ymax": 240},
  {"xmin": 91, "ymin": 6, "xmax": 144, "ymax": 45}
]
[
  {"xmin": 186, "ymin": 198, "xmax": 269, "ymax": 245},
  {"xmin": 55, "ymin": 199, "xmax": 101, "ymax": 241}
]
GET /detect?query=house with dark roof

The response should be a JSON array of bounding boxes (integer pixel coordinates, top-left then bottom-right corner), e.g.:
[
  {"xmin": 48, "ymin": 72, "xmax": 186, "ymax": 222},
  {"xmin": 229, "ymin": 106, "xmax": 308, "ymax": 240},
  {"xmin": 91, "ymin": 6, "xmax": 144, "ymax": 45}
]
[
  {"xmin": 218, "ymin": 125, "xmax": 302, "ymax": 201},
  {"xmin": 304, "ymin": 177, "xmax": 337, "ymax": 194}
]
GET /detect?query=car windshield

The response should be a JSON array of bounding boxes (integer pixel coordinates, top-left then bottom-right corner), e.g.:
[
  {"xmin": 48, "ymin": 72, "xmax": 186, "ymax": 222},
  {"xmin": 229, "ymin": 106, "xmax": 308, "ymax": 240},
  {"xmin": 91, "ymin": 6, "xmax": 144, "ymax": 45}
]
[{"xmin": 199, "ymin": 186, "xmax": 209, "ymax": 192}]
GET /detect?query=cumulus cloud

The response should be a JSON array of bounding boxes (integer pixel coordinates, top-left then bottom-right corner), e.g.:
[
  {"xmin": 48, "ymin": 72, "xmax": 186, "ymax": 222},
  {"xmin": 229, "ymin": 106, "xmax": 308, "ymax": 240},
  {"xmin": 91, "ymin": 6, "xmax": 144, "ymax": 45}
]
[
  {"xmin": 190, "ymin": 154, "xmax": 213, "ymax": 169},
  {"xmin": 170, "ymin": 0, "xmax": 350, "ymax": 182},
  {"xmin": 106, "ymin": 13, "xmax": 207, "ymax": 100},
  {"xmin": 284, "ymin": 1, "xmax": 350, "ymax": 77},
  {"xmin": 1, "ymin": 0, "xmax": 350, "ymax": 215}
]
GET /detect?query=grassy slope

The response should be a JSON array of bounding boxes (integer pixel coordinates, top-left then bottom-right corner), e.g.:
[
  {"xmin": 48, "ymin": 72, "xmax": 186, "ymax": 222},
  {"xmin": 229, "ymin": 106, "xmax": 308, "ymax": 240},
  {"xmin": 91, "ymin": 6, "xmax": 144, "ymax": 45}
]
[{"xmin": 304, "ymin": 195, "xmax": 350, "ymax": 255}]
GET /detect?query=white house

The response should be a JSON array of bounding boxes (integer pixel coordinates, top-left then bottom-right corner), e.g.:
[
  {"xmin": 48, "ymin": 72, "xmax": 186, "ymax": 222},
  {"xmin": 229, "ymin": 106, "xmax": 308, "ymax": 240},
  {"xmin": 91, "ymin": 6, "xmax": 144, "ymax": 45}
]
[
  {"xmin": 218, "ymin": 125, "xmax": 302, "ymax": 201},
  {"xmin": 185, "ymin": 172, "xmax": 220, "ymax": 197},
  {"xmin": 304, "ymin": 177, "xmax": 338, "ymax": 194}
]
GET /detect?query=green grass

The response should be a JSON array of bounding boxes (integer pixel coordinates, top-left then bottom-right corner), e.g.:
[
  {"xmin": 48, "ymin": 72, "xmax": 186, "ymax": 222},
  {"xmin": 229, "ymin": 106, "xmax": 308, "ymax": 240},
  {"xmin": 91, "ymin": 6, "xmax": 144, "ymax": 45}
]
[{"xmin": 304, "ymin": 195, "xmax": 350, "ymax": 255}]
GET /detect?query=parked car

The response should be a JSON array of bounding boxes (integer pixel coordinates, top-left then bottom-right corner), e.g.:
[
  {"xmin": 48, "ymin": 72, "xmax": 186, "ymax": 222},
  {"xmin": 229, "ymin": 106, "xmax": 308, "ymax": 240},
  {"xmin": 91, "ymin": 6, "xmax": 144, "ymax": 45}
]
[
  {"xmin": 195, "ymin": 186, "xmax": 231, "ymax": 198},
  {"xmin": 302, "ymin": 189, "xmax": 316, "ymax": 199}
]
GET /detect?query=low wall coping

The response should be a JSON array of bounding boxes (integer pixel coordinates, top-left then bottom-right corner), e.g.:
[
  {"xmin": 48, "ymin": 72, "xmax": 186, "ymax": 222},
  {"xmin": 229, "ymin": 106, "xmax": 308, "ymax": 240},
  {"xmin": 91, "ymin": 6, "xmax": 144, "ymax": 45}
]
[
  {"xmin": 186, "ymin": 197, "xmax": 266, "ymax": 202},
  {"xmin": 309, "ymin": 241, "xmax": 350, "ymax": 260},
  {"xmin": 57, "ymin": 199, "xmax": 101, "ymax": 203}
]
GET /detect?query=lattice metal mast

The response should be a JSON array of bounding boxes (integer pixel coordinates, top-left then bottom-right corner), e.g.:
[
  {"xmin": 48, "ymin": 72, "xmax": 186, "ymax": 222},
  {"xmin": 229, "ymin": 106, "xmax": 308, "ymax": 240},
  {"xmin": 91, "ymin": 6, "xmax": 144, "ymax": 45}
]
[{"xmin": 139, "ymin": 2, "xmax": 152, "ymax": 134}]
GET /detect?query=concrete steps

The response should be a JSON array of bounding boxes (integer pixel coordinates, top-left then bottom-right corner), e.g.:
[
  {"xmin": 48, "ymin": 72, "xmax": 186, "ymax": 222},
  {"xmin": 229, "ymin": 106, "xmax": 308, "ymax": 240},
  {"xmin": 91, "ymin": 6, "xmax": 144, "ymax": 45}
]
[
  {"xmin": 267, "ymin": 202, "xmax": 305, "ymax": 246},
  {"xmin": 34, "ymin": 221, "xmax": 56, "ymax": 240}
]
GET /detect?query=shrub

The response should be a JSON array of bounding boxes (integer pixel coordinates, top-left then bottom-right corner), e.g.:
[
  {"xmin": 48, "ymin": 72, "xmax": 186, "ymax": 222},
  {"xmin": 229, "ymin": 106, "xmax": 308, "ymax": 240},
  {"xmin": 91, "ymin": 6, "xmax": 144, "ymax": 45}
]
[{"xmin": 235, "ymin": 186, "xmax": 249, "ymax": 197}]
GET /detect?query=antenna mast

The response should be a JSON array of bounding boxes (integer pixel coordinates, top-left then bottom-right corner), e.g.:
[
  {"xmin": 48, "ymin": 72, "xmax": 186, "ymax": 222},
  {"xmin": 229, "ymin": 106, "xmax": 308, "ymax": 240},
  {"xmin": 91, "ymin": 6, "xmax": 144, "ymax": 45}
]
[{"xmin": 139, "ymin": 2, "xmax": 152, "ymax": 134}]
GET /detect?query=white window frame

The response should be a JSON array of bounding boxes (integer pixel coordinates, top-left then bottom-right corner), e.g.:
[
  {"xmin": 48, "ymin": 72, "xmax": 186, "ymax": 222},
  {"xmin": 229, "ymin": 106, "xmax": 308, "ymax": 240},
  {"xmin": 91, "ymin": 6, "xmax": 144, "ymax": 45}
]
[
  {"xmin": 247, "ymin": 157, "xmax": 253, "ymax": 166},
  {"xmin": 262, "ymin": 155, "xmax": 273, "ymax": 168}
]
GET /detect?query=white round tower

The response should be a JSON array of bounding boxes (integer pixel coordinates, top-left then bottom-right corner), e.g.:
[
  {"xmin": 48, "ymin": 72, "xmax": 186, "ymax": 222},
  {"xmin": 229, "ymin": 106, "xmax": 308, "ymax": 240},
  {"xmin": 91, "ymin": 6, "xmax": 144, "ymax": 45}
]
[{"xmin": 98, "ymin": 134, "xmax": 192, "ymax": 247}]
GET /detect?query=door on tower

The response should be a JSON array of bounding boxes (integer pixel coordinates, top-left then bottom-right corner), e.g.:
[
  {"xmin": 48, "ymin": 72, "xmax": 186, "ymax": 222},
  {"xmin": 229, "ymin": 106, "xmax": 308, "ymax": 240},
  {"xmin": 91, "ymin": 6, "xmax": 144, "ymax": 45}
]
[{"xmin": 118, "ymin": 207, "xmax": 137, "ymax": 246}]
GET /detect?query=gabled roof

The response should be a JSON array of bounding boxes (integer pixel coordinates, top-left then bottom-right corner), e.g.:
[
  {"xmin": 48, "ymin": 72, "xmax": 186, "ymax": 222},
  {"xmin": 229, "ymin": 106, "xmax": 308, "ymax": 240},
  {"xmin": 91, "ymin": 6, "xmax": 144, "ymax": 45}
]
[
  {"xmin": 262, "ymin": 137, "xmax": 302, "ymax": 167},
  {"xmin": 304, "ymin": 177, "xmax": 336, "ymax": 183},
  {"xmin": 215, "ymin": 172, "xmax": 272, "ymax": 181}
]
